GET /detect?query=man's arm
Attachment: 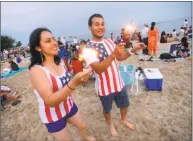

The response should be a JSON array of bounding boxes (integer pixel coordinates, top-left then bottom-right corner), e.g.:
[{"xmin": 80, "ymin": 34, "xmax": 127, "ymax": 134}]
[
  {"xmin": 116, "ymin": 48, "xmax": 134, "ymax": 61},
  {"xmin": 87, "ymin": 42, "xmax": 125, "ymax": 74},
  {"xmin": 90, "ymin": 54, "xmax": 116, "ymax": 74}
]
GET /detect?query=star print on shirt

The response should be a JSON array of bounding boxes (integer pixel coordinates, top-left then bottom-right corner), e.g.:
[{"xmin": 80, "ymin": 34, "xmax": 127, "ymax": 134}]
[{"xmin": 86, "ymin": 42, "xmax": 109, "ymax": 62}]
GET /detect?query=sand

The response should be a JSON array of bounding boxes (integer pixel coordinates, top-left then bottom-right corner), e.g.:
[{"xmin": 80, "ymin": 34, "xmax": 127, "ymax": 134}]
[{"xmin": 1, "ymin": 43, "xmax": 192, "ymax": 141}]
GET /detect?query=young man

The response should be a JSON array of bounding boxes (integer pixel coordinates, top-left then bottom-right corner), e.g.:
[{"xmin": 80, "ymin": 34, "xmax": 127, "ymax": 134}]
[
  {"xmin": 183, "ymin": 19, "xmax": 188, "ymax": 31},
  {"xmin": 141, "ymin": 24, "xmax": 149, "ymax": 55},
  {"xmin": 84, "ymin": 13, "xmax": 145, "ymax": 137}
]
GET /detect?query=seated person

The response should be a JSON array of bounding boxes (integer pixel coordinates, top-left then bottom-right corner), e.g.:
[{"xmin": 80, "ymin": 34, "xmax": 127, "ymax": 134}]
[
  {"xmin": 160, "ymin": 31, "xmax": 176, "ymax": 43},
  {"xmin": 71, "ymin": 45, "xmax": 78, "ymax": 59},
  {"xmin": 0, "ymin": 85, "xmax": 20, "ymax": 101},
  {"xmin": 175, "ymin": 37, "xmax": 190, "ymax": 57},
  {"xmin": 16, "ymin": 55, "xmax": 22, "ymax": 64},
  {"xmin": 160, "ymin": 31, "xmax": 168, "ymax": 43},
  {"xmin": 9, "ymin": 60, "xmax": 19, "ymax": 71},
  {"xmin": 78, "ymin": 40, "xmax": 87, "ymax": 68},
  {"xmin": 187, "ymin": 26, "xmax": 192, "ymax": 34}
]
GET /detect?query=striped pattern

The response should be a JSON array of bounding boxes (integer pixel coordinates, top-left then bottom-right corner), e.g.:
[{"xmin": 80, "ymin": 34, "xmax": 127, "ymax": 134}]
[
  {"xmin": 86, "ymin": 39, "xmax": 125, "ymax": 96},
  {"xmin": 34, "ymin": 65, "xmax": 74, "ymax": 123}
]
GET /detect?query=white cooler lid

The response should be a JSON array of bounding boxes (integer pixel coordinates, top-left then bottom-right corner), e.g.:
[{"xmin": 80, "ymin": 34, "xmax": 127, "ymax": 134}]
[{"xmin": 144, "ymin": 68, "xmax": 163, "ymax": 79}]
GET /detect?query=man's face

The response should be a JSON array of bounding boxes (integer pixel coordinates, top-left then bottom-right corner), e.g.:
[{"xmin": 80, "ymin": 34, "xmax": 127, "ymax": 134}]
[{"xmin": 89, "ymin": 17, "xmax": 105, "ymax": 38}]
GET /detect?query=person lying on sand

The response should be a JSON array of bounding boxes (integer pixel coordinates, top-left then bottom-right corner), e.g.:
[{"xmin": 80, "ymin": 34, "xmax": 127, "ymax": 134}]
[
  {"xmin": 84, "ymin": 13, "xmax": 145, "ymax": 137},
  {"xmin": 0, "ymin": 85, "xmax": 20, "ymax": 101},
  {"xmin": 29, "ymin": 28, "xmax": 96, "ymax": 141}
]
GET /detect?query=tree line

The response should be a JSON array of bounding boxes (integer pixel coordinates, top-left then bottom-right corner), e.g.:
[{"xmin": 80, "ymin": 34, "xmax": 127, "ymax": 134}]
[{"xmin": 1, "ymin": 35, "xmax": 22, "ymax": 52}]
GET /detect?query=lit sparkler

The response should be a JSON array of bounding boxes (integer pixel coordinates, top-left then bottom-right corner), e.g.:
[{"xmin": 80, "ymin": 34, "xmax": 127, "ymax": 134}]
[{"xmin": 78, "ymin": 48, "xmax": 98, "ymax": 61}]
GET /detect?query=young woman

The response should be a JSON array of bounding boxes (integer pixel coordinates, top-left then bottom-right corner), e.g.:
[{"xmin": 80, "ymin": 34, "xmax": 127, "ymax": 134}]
[
  {"xmin": 148, "ymin": 22, "xmax": 159, "ymax": 56},
  {"xmin": 29, "ymin": 28, "xmax": 96, "ymax": 141}
]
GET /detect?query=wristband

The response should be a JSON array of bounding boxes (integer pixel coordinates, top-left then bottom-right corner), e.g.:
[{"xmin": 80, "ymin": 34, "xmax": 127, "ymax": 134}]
[
  {"xmin": 129, "ymin": 48, "xmax": 135, "ymax": 55},
  {"xmin": 67, "ymin": 83, "xmax": 75, "ymax": 90}
]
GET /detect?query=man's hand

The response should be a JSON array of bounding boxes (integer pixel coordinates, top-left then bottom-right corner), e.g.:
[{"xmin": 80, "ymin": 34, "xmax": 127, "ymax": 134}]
[{"xmin": 112, "ymin": 42, "xmax": 126, "ymax": 57}]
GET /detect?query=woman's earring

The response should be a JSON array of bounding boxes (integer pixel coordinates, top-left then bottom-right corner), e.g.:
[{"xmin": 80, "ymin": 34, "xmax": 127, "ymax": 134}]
[{"xmin": 40, "ymin": 52, "xmax": 43, "ymax": 61}]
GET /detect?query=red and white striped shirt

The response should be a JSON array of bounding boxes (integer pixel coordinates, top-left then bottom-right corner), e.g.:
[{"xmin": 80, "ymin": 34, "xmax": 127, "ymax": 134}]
[
  {"xmin": 85, "ymin": 39, "xmax": 125, "ymax": 96},
  {"xmin": 34, "ymin": 65, "xmax": 74, "ymax": 123}
]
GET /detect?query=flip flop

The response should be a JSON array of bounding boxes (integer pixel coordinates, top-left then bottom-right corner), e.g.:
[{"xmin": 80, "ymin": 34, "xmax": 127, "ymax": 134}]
[
  {"xmin": 11, "ymin": 100, "xmax": 21, "ymax": 106},
  {"xmin": 147, "ymin": 56, "xmax": 153, "ymax": 61},
  {"xmin": 139, "ymin": 59, "xmax": 144, "ymax": 61}
]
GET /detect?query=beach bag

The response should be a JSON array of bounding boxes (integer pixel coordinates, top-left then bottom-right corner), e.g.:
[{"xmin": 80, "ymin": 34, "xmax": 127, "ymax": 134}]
[{"xmin": 159, "ymin": 53, "xmax": 175, "ymax": 60}]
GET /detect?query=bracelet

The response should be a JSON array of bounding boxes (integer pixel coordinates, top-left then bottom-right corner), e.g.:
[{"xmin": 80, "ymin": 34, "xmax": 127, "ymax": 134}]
[
  {"xmin": 67, "ymin": 83, "xmax": 75, "ymax": 90},
  {"xmin": 129, "ymin": 48, "xmax": 135, "ymax": 55}
]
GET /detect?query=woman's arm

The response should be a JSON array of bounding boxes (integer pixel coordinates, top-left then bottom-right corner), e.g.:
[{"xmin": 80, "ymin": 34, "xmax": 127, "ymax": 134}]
[{"xmin": 30, "ymin": 66, "xmax": 74, "ymax": 107}]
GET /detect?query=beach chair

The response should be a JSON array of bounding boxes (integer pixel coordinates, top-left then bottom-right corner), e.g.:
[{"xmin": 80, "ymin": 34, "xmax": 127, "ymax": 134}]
[
  {"xmin": 70, "ymin": 59, "xmax": 95, "ymax": 87},
  {"xmin": 70, "ymin": 59, "xmax": 83, "ymax": 74},
  {"xmin": 118, "ymin": 64, "xmax": 138, "ymax": 95}
]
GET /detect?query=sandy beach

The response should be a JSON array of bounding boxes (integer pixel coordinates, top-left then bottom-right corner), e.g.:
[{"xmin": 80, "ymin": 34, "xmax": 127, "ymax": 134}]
[{"xmin": 1, "ymin": 43, "xmax": 192, "ymax": 141}]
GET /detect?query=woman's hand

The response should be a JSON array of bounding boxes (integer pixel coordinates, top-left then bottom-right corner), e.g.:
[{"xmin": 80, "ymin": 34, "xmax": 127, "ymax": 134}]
[{"xmin": 68, "ymin": 67, "xmax": 92, "ymax": 89}]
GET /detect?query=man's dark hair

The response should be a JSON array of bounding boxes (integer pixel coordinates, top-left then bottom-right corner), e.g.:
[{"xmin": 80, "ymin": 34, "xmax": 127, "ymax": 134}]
[
  {"xmin": 88, "ymin": 13, "xmax": 103, "ymax": 26},
  {"xmin": 173, "ymin": 29, "xmax": 176, "ymax": 32}
]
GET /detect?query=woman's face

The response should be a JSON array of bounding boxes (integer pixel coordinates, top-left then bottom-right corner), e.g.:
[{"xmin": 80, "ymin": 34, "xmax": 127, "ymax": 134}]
[{"xmin": 36, "ymin": 31, "xmax": 58, "ymax": 56}]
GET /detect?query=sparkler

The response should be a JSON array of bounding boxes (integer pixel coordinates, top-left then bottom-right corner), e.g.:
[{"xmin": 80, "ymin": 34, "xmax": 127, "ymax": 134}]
[{"xmin": 78, "ymin": 48, "xmax": 98, "ymax": 61}]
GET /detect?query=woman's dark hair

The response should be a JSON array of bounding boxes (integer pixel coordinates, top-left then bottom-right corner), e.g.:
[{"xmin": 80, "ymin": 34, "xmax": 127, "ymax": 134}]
[
  {"xmin": 29, "ymin": 27, "xmax": 61, "ymax": 70},
  {"xmin": 173, "ymin": 29, "xmax": 176, "ymax": 32},
  {"xmin": 161, "ymin": 31, "xmax": 166, "ymax": 37},
  {"xmin": 88, "ymin": 13, "xmax": 103, "ymax": 26},
  {"xmin": 9, "ymin": 60, "xmax": 19, "ymax": 71},
  {"xmin": 181, "ymin": 37, "xmax": 188, "ymax": 48},
  {"xmin": 9, "ymin": 60, "xmax": 15, "ymax": 64},
  {"xmin": 150, "ymin": 22, "xmax": 156, "ymax": 30}
]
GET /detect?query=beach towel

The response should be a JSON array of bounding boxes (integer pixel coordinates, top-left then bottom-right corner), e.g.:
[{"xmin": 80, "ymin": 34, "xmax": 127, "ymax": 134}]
[{"xmin": 1, "ymin": 67, "xmax": 27, "ymax": 78}]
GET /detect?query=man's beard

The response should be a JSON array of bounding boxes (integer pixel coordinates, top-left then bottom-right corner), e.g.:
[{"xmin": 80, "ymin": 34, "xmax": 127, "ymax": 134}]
[{"xmin": 93, "ymin": 34, "xmax": 104, "ymax": 39}]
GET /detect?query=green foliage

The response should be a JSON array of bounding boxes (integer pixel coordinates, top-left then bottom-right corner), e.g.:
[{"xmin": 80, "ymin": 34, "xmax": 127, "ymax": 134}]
[
  {"xmin": 15, "ymin": 41, "xmax": 22, "ymax": 47},
  {"xmin": 1, "ymin": 35, "xmax": 16, "ymax": 51}
]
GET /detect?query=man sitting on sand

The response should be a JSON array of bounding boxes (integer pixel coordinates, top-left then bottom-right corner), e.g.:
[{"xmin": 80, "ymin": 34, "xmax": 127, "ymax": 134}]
[{"xmin": 84, "ymin": 13, "xmax": 145, "ymax": 137}]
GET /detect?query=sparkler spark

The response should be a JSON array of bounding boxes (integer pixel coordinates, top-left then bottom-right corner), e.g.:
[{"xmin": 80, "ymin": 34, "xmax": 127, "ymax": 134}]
[{"xmin": 78, "ymin": 48, "xmax": 98, "ymax": 61}]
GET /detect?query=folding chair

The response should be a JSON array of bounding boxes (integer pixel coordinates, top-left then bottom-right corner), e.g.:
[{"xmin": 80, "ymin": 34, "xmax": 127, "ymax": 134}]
[
  {"xmin": 70, "ymin": 59, "xmax": 83, "ymax": 74},
  {"xmin": 70, "ymin": 59, "xmax": 95, "ymax": 86},
  {"xmin": 118, "ymin": 64, "xmax": 138, "ymax": 95}
]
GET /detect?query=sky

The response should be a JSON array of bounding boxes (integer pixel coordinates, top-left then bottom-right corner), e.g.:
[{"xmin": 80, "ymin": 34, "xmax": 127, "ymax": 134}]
[{"xmin": 1, "ymin": 2, "xmax": 192, "ymax": 45}]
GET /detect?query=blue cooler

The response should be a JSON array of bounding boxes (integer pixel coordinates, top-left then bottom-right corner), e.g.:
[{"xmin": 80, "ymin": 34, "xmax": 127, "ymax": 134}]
[{"xmin": 144, "ymin": 68, "xmax": 163, "ymax": 91}]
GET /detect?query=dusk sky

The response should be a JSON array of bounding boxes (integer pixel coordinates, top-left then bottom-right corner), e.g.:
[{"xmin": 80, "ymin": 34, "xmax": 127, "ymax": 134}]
[{"xmin": 1, "ymin": 2, "xmax": 192, "ymax": 45}]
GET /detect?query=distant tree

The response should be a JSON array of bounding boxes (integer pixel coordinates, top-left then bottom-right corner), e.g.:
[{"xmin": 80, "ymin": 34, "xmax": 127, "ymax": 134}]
[
  {"xmin": 1, "ymin": 35, "xmax": 15, "ymax": 51},
  {"xmin": 15, "ymin": 41, "xmax": 22, "ymax": 47}
]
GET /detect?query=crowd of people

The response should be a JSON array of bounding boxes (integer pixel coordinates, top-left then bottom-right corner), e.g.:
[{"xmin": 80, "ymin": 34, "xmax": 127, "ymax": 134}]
[{"xmin": 109, "ymin": 19, "xmax": 192, "ymax": 60}]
